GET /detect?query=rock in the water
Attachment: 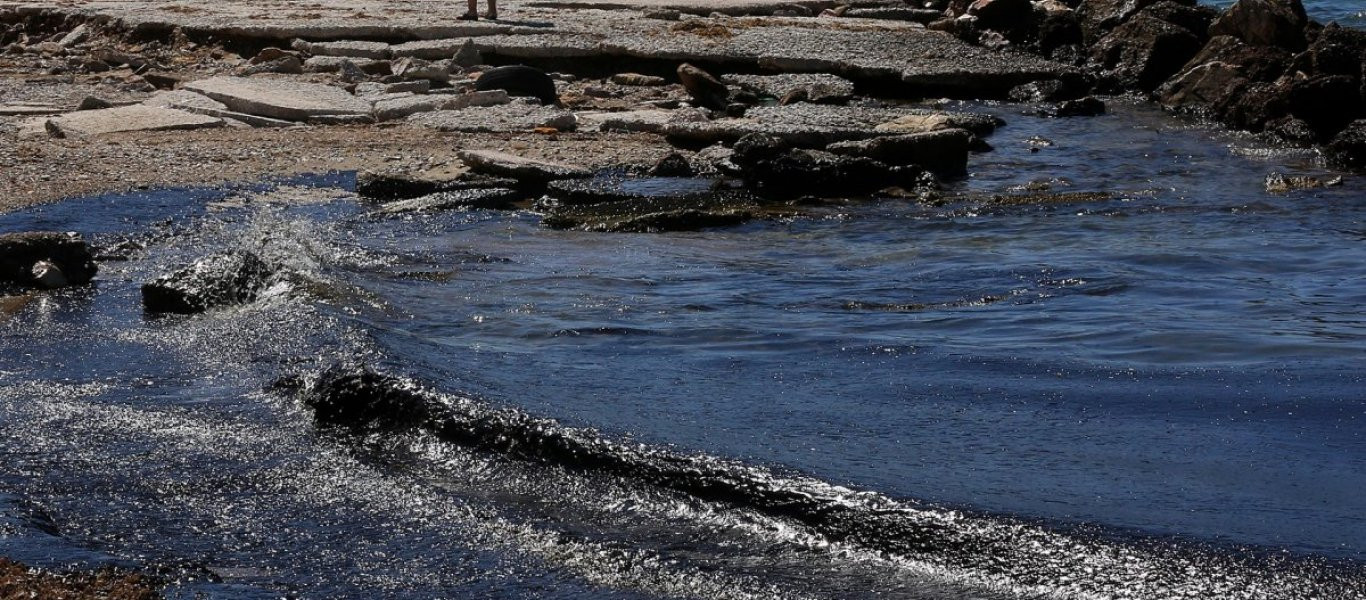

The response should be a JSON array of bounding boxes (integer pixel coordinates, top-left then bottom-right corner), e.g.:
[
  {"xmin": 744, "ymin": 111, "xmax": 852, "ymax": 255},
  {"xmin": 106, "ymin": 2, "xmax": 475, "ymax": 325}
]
[
  {"xmin": 540, "ymin": 182, "xmax": 767, "ymax": 233},
  {"xmin": 731, "ymin": 133, "xmax": 929, "ymax": 197},
  {"xmin": 458, "ymin": 149, "xmax": 592, "ymax": 182},
  {"xmin": 1286, "ymin": 75, "xmax": 1363, "ymax": 140},
  {"xmin": 1055, "ymin": 96, "xmax": 1106, "ymax": 116},
  {"xmin": 141, "ymin": 251, "xmax": 274, "ymax": 314},
  {"xmin": 374, "ymin": 188, "xmax": 522, "ymax": 214},
  {"xmin": 1327, "ymin": 120, "xmax": 1366, "ymax": 172},
  {"xmin": 824, "ymin": 129, "xmax": 973, "ymax": 175},
  {"xmin": 299, "ymin": 365, "xmax": 431, "ymax": 432},
  {"xmin": 1263, "ymin": 171, "xmax": 1325, "ymax": 193},
  {"xmin": 475, "ymin": 65, "xmax": 558, "ymax": 105},
  {"xmin": 649, "ymin": 153, "xmax": 695, "ymax": 177},
  {"xmin": 182, "ymin": 76, "xmax": 373, "ymax": 122},
  {"xmin": 356, "ymin": 171, "xmax": 518, "ymax": 200},
  {"xmin": 1208, "ymin": 0, "xmax": 1308, "ymax": 50},
  {"xmin": 0, "ymin": 232, "xmax": 97, "ymax": 290},
  {"xmin": 677, "ymin": 63, "xmax": 729, "ymax": 110}
]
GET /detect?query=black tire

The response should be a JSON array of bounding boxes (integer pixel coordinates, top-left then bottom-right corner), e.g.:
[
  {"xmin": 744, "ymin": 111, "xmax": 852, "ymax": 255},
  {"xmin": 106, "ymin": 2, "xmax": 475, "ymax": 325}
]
[{"xmin": 475, "ymin": 65, "xmax": 559, "ymax": 106}]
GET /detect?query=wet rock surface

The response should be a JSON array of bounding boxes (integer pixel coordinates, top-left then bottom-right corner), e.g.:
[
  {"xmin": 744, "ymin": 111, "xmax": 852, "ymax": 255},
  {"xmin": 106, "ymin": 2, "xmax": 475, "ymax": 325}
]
[
  {"xmin": 141, "ymin": 251, "xmax": 275, "ymax": 314},
  {"xmin": 458, "ymin": 149, "xmax": 593, "ymax": 182},
  {"xmin": 0, "ymin": 231, "xmax": 98, "ymax": 290}
]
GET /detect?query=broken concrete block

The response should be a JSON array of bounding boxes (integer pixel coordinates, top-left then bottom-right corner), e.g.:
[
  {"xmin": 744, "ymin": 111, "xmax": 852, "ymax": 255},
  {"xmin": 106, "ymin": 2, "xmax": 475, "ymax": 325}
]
[
  {"xmin": 457, "ymin": 149, "xmax": 592, "ymax": 182},
  {"xmin": 45, "ymin": 105, "xmax": 223, "ymax": 137},
  {"xmin": 182, "ymin": 76, "xmax": 374, "ymax": 121}
]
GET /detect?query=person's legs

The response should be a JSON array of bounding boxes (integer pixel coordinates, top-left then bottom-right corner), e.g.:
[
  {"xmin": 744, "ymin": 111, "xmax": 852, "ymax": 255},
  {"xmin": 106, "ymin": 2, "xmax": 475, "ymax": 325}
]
[
  {"xmin": 459, "ymin": 0, "xmax": 477, "ymax": 19},
  {"xmin": 485, "ymin": 0, "xmax": 497, "ymax": 20}
]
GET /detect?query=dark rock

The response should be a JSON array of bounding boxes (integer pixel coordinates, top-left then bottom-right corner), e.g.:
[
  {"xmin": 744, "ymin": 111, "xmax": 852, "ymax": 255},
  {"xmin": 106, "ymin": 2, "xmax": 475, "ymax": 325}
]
[
  {"xmin": 77, "ymin": 95, "xmax": 112, "ymax": 110},
  {"xmin": 1036, "ymin": 9, "xmax": 1085, "ymax": 56},
  {"xmin": 967, "ymin": 0, "xmax": 1033, "ymax": 33},
  {"xmin": 475, "ymin": 65, "xmax": 558, "ymax": 106},
  {"xmin": 731, "ymin": 133, "xmax": 929, "ymax": 197},
  {"xmin": 1264, "ymin": 115, "xmax": 1318, "ymax": 145},
  {"xmin": 541, "ymin": 189, "xmax": 765, "ymax": 233},
  {"xmin": 1326, "ymin": 119, "xmax": 1366, "ymax": 171},
  {"xmin": 299, "ymin": 365, "xmax": 432, "ymax": 433},
  {"xmin": 1305, "ymin": 24, "xmax": 1366, "ymax": 79},
  {"xmin": 677, "ymin": 63, "xmax": 729, "ymax": 111},
  {"xmin": 1208, "ymin": 0, "xmax": 1308, "ymax": 50},
  {"xmin": 1217, "ymin": 80, "xmax": 1289, "ymax": 131},
  {"xmin": 1089, "ymin": 12, "xmax": 1205, "ymax": 90},
  {"xmin": 356, "ymin": 171, "xmax": 520, "ymax": 200},
  {"xmin": 1184, "ymin": 35, "xmax": 1292, "ymax": 82},
  {"xmin": 1287, "ymin": 75, "xmax": 1363, "ymax": 140},
  {"xmin": 1055, "ymin": 95, "xmax": 1107, "ymax": 115},
  {"xmin": 1075, "ymin": 0, "xmax": 1171, "ymax": 43},
  {"xmin": 1159, "ymin": 59, "xmax": 1251, "ymax": 109},
  {"xmin": 1008, "ymin": 78, "xmax": 1087, "ymax": 101},
  {"xmin": 649, "ymin": 153, "xmax": 695, "ymax": 177},
  {"xmin": 141, "ymin": 71, "xmax": 182, "ymax": 90},
  {"xmin": 824, "ymin": 128, "xmax": 973, "ymax": 175},
  {"xmin": 1140, "ymin": 1, "xmax": 1217, "ymax": 37},
  {"xmin": 374, "ymin": 188, "xmax": 522, "ymax": 214},
  {"xmin": 0, "ymin": 231, "xmax": 97, "ymax": 290},
  {"xmin": 141, "ymin": 251, "xmax": 274, "ymax": 314}
]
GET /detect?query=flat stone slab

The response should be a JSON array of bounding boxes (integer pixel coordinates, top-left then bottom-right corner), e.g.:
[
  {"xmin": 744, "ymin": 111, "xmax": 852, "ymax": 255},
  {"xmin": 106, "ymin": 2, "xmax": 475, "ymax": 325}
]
[
  {"xmin": 458, "ymin": 149, "xmax": 593, "ymax": 181},
  {"xmin": 408, "ymin": 103, "xmax": 578, "ymax": 132},
  {"xmin": 649, "ymin": 104, "xmax": 1000, "ymax": 146},
  {"xmin": 722, "ymin": 73, "xmax": 855, "ymax": 102},
  {"xmin": 182, "ymin": 76, "xmax": 373, "ymax": 121},
  {"xmin": 579, "ymin": 108, "xmax": 708, "ymax": 133},
  {"xmin": 45, "ymin": 105, "xmax": 224, "ymax": 137},
  {"xmin": 296, "ymin": 40, "xmax": 392, "ymax": 59},
  {"xmin": 0, "ymin": 104, "xmax": 64, "ymax": 116},
  {"xmin": 373, "ymin": 95, "xmax": 457, "ymax": 122},
  {"xmin": 142, "ymin": 89, "xmax": 230, "ymax": 112}
]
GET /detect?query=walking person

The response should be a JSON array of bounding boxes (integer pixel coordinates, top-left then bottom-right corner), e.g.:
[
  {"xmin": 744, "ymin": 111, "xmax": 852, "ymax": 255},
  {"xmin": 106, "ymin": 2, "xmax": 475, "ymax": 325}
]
[{"xmin": 459, "ymin": 0, "xmax": 496, "ymax": 20}]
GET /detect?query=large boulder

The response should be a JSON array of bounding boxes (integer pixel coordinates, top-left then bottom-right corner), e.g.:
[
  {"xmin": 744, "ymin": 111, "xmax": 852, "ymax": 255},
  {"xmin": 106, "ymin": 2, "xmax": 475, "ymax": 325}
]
[
  {"xmin": 299, "ymin": 365, "xmax": 432, "ymax": 433},
  {"xmin": 1075, "ymin": 0, "xmax": 1174, "ymax": 43},
  {"xmin": 1208, "ymin": 0, "xmax": 1308, "ymax": 50},
  {"xmin": 142, "ymin": 251, "xmax": 274, "ymax": 314},
  {"xmin": 1158, "ymin": 35, "xmax": 1291, "ymax": 110},
  {"xmin": 1304, "ymin": 24, "xmax": 1366, "ymax": 79},
  {"xmin": 1326, "ymin": 119, "xmax": 1366, "ymax": 171},
  {"xmin": 0, "ymin": 232, "xmax": 97, "ymax": 290},
  {"xmin": 1089, "ymin": 12, "xmax": 1205, "ymax": 90}
]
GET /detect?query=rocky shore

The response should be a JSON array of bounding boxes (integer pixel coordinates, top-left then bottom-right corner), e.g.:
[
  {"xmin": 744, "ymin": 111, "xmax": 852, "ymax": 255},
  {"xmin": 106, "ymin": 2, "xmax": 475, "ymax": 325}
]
[
  {"xmin": 0, "ymin": 0, "xmax": 1352, "ymax": 214},
  {"xmin": 0, "ymin": 558, "xmax": 160, "ymax": 599}
]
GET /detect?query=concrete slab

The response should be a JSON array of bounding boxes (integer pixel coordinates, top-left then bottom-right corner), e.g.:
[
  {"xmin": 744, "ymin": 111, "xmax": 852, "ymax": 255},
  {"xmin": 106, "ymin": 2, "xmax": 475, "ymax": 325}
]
[
  {"xmin": 296, "ymin": 40, "xmax": 392, "ymax": 59},
  {"xmin": 408, "ymin": 103, "xmax": 578, "ymax": 132},
  {"xmin": 579, "ymin": 108, "xmax": 708, "ymax": 133},
  {"xmin": 458, "ymin": 149, "xmax": 593, "ymax": 181},
  {"xmin": 45, "ymin": 105, "xmax": 224, "ymax": 137},
  {"xmin": 373, "ymin": 95, "xmax": 457, "ymax": 122},
  {"xmin": 0, "ymin": 104, "xmax": 64, "ymax": 116},
  {"xmin": 654, "ymin": 104, "xmax": 999, "ymax": 146},
  {"xmin": 182, "ymin": 76, "xmax": 373, "ymax": 121},
  {"xmin": 722, "ymin": 73, "xmax": 855, "ymax": 102}
]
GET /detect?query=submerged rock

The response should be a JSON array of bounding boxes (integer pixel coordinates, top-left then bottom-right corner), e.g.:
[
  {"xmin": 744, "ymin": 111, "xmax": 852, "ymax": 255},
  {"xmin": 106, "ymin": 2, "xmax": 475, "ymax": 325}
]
[
  {"xmin": 374, "ymin": 188, "xmax": 522, "ymax": 214},
  {"xmin": 541, "ymin": 188, "xmax": 766, "ymax": 233},
  {"xmin": 0, "ymin": 232, "xmax": 98, "ymax": 290},
  {"xmin": 142, "ymin": 251, "xmax": 274, "ymax": 314},
  {"xmin": 356, "ymin": 170, "xmax": 518, "ymax": 200},
  {"xmin": 299, "ymin": 365, "xmax": 432, "ymax": 433}
]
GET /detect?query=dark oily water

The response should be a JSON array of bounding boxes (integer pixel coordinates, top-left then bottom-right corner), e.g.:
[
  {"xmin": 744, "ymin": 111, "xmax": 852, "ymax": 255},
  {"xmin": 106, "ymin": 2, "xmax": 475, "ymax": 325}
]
[
  {"xmin": 1203, "ymin": 0, "xmax": 1365, "ymax": 28},
  {"xmin": 1, "ymin": 102, "xmax": 1364, "ymax": 599}
]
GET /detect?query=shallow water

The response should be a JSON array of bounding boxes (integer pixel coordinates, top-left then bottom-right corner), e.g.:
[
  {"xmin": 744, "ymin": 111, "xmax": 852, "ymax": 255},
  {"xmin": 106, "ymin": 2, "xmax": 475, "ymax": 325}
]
[{"xmin": 1, "ymin": 101, "xmax": 1364, "ymax": 599}]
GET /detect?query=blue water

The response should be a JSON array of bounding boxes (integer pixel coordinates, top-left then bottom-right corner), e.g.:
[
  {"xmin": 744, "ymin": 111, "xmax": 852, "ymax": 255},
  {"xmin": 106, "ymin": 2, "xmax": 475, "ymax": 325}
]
[{"xmin": 1, "ymin": 102, "xmax": 1364, "ymax": 599}]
